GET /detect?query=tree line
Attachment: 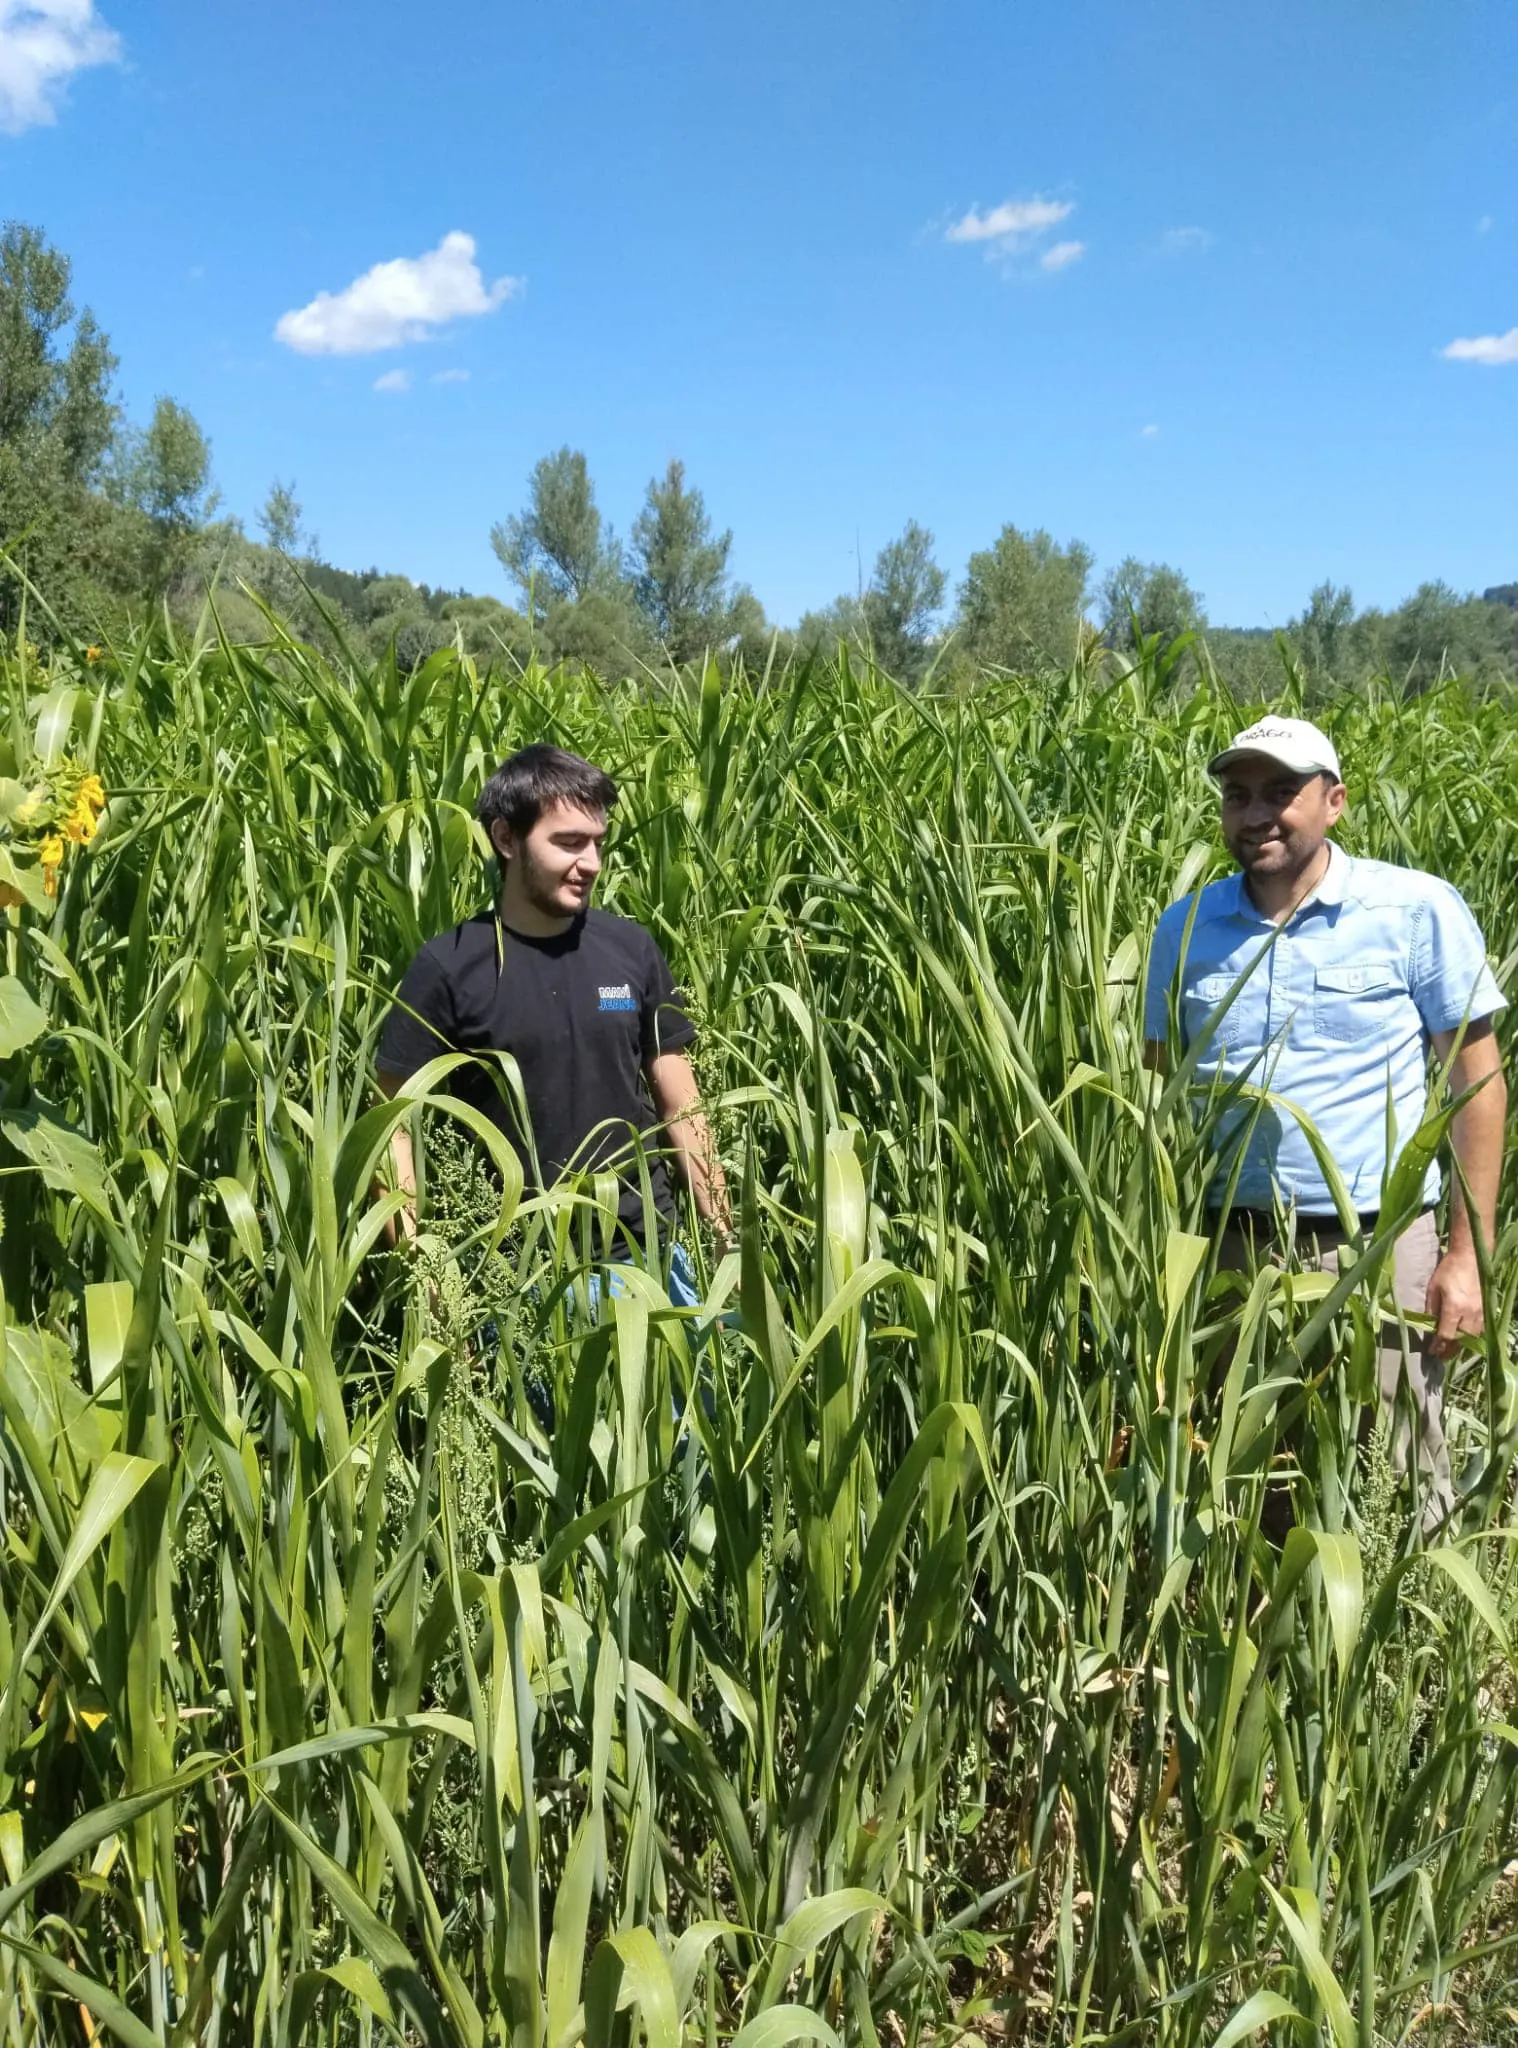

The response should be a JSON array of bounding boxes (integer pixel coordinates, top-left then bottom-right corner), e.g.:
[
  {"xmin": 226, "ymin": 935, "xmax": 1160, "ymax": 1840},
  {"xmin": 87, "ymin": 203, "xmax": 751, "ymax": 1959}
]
[
  {"xmin": 494, "ymin": 449, "xmax": 1518, "ymax": 697},
  {"xmin": 2, "ymin": 219, "xmax": 1515, "ymax": 695}
]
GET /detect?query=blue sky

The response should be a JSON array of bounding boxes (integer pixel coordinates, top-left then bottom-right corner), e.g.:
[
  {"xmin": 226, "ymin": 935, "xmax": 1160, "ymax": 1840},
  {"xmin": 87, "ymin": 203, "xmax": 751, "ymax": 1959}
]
[{"xmin": 2, "ymin": 0, "xmax": 1514, "ymax": 627}]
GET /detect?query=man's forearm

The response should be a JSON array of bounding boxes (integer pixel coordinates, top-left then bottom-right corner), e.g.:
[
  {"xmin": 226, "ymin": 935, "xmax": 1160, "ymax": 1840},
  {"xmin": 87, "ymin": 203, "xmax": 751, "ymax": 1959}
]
[
  {"xmin": 669, "ymin": 1110, "xmax": 732, "ymax": 1238},
  {"xmin": 383, "ymin": 1101, "xmax": 419, "ymax": 1243},
  {"xmin": 645, "ymin": 1052, "xmax": 734, "ymax": 1242},
  {"xmin": 1447, "ymin": 1070, "xmax": 1506, "ymax": 1261}
]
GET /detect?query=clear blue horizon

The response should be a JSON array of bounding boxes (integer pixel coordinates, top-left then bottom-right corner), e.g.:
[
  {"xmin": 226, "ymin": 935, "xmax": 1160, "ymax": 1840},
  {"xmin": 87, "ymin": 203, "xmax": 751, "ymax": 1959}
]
[{"xmin": 4, "ymin": 0, "xmax": 1515, "ymax": 629}]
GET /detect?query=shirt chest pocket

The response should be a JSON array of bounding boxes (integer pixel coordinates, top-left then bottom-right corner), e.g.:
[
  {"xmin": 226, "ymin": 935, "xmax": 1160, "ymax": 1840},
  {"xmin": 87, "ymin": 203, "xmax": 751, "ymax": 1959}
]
[
  {"xmin": 1183, "ymin": 968, "xmax": 1270, "ymax": 1055},
  {"xmin": 1313, "ymin": 962, "xmax": 1400, "ymax": 1042}
]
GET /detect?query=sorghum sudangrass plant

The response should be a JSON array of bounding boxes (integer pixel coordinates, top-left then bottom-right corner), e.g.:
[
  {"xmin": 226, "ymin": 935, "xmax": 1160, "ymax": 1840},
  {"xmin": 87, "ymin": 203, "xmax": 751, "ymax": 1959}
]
[{"xmin": 0, "ymin": 616, "xmax": 1514, "ymax": 2045}]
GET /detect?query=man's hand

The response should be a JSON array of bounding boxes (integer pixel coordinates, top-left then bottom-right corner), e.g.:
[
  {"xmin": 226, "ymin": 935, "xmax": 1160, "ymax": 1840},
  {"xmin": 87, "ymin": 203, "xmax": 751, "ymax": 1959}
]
[
  {"xmin": 1425, "ymin": 1248, "xmax": 1484, "ymax": 1357},
  {"xmin": 1426, "ymin": 1018, "xmax": 1506, "ymax": 1357},
  {"xmin": 645, "ymin": 1049, "xmax": 734, "ymax": 1241},
  {"xmin": 376, "ymin": 1068, "xmax": 420, "ymax": 1248},
  {"xmin": 380, "ymin": 1195, "xmax": 418, "ymax": 1252}
]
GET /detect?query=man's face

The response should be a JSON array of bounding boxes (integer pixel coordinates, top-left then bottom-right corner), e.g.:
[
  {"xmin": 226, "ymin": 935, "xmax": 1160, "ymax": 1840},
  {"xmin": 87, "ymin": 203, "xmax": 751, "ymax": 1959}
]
[
  {"xmin": 1218, "ymin": 755, "xmax": 1346, "ymax": 881},
  {"xmin": 498, "ymin": 800, "xmax": 607, "ymax": 918}
]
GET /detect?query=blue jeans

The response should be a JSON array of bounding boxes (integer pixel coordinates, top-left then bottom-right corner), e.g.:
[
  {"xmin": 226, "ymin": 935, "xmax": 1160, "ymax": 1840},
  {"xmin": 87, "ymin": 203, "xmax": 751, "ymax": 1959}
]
[
  {"xmin": 508, "ymin": 1242, "xmax": 714, "ymax": 1433},
  {"xmin": 585, "ymin": 1239, "xmax": 702, "ymax": 1319}
]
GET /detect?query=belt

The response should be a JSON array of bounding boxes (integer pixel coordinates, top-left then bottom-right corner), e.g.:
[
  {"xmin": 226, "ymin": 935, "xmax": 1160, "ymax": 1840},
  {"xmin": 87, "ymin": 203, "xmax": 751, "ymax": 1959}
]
[
  {"xmin": 1223, "ymin": 1205, "xmax": 1431, "ymax": 1235},
  {"xmin": 1227, "ymin": 1207, "xmax": 1377, "ymax": 1232}
]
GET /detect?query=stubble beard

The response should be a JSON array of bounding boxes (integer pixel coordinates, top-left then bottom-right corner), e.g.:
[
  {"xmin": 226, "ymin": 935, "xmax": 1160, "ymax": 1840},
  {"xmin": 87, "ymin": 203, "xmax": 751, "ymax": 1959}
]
[
  {"xmin": 1232, "ymin": 829, "xmax": 1327, "ymax": 898},
  {"xmin": 518, "ymin": 848, "xmax": 589, "ymax": 921}
]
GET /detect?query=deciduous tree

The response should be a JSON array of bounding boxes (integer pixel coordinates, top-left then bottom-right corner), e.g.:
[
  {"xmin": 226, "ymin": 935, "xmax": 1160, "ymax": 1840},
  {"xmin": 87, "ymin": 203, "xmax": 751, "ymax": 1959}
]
[
  {"xmin": 956, "ymin": 525, "xmax": 1092, "ymax": 670},
  {"xmin": 629, "ymin": 459, "xmax": 735, "ymax": 662},
  {"xmin": 0, "ymin": 222, "xmax": 121, "ymax": 632},
  {"xmin": 1100, "ymin": 556, "xmax": 1204, "ymax": 657},
  {"xmin": 861, "ymin": 521, "xmax": 945, "ymax": 680},
  {"xmin": 1293, "ymin": 580, "xmax": 1356, "ymax": 678},
  {"xmin": 259, "ymin": 479, "xmax": 308, "ymax": 557},
  {"xmin": 491, "ymin": 448, "xmax": 608, "ymax": 607},
  {"xmin": 135, "ymin": 398, "xmax": 214, "ymax": 532}
]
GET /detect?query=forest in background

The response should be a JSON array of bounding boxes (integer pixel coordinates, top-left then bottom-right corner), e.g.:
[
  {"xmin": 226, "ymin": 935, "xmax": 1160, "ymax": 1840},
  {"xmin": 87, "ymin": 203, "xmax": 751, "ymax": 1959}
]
[
  {"xmin": 4, "ymin": 212, "xmax": 1518, "ymax": 2044},
  {"xmin": 4, "ymin": 219, "xmax": 1516, "ymax": 695}
]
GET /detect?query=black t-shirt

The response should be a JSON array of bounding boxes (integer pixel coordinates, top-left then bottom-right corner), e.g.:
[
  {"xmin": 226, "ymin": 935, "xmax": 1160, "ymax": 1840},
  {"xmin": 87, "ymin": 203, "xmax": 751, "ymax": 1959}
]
[{"xmin": 377, "ymin": 907, "xmax": 696, "ymax": 1241}]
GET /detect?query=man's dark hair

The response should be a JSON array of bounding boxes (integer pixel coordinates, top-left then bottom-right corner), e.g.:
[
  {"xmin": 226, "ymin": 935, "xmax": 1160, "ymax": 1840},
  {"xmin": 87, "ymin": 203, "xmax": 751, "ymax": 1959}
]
[{"xmin": 476, "ymin": 744, "xmax": 618, "ymax": 843}]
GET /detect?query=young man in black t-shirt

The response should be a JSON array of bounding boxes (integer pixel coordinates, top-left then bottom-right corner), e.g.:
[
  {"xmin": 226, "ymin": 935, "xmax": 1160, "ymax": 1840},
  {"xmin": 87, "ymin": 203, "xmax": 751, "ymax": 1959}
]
[{"xmin": 376, "ymin": 744, "xmax": 731, "ymax": 1274}]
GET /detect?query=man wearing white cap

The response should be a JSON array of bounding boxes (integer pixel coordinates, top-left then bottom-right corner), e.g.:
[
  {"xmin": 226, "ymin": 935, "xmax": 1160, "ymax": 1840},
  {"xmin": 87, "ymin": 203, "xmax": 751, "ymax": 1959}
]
[{"xmin": 1144, "ymin": 715, "xmax": 1506, "ymax": 1528}]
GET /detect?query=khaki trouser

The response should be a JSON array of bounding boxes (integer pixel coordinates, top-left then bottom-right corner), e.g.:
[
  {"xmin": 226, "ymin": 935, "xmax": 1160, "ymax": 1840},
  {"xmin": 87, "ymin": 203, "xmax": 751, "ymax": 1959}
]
[{"xmin": 1219, "ymin": 1209, "xmax": 1453, "ymax": 1533}]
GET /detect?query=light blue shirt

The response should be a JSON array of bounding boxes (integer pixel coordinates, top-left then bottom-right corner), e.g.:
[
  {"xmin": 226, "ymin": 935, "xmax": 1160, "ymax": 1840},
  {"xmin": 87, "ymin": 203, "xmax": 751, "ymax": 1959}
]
[{"xmin": 1144, "ymin": 842, "xmax": 1505, "ymax": 1213}]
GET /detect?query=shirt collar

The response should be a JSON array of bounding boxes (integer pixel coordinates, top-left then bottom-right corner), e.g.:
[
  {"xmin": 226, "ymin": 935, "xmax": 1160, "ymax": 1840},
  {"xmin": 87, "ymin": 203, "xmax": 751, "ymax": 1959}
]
[
  {"xmin": 1314, "ymin": 839, "xmax": 1350, "ymax": 905},
  {"xmin": 1228, "ymin": 839, "xmax": 1351, "ymax": 923}
]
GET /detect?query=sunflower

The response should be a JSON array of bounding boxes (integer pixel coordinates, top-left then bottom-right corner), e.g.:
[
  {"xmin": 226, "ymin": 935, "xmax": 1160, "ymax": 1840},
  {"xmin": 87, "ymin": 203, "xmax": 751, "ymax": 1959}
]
[
  {"xmin": 64, "ymin": 796, "xmax": 99, "ymax": 843},
  {"xmin": 60, "ymin": 772, "xmax": 106, "ymax": 843},
  {"xmin": 38, "ymin": 833, "xmax": 64, "ymax": 897}
]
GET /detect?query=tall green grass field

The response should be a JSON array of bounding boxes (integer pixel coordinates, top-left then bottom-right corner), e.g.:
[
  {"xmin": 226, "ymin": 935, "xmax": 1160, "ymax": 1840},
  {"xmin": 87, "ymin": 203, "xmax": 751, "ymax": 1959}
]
[{"xmin": 0, "ymin": 621, "xmax": 1515, "ymax": 2046}]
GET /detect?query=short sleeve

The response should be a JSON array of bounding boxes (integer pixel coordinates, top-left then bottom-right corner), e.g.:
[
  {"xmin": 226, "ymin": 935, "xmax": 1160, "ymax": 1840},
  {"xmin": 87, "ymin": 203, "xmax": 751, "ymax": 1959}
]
[
  {"xmin": 377, "ymin": 946, "xmax": 457, "ymax": 1077},
  {"xmin": 1144, "ymin": 911, "xmax": 1182, "ymax": 1044},
  {"xmin": 641, "ymin": 936, "xmax": 696, "ymax": 1058},
  {"xmin": 1410, "ymin": 884, "xmax": 1506, "ymax": 1036}
]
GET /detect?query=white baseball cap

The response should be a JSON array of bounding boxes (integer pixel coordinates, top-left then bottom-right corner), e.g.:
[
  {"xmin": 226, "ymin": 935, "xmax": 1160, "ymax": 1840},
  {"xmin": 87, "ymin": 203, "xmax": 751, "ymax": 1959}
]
[{"xmin": 1207, "ymin": 716, "xmax": 1342, "ymax": 783}]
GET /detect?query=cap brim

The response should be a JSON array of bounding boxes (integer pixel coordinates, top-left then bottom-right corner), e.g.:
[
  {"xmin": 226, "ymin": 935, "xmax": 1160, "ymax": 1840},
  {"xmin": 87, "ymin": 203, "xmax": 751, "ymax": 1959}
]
[{"xmin": 1206, "ymin": 743, "xmax": 1339, "ymax": 780}]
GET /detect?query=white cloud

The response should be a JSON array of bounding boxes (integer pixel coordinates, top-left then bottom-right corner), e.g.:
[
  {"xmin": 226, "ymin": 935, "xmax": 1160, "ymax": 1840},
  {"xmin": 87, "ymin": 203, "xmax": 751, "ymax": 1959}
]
[
  {"xmin": 1140, "ymin": 423, "xmax": 1159, "ymax": 438},
  {"xmin": 432, "ymin": 366, "xmax": 470, "ymax": 384},
  {"xmin": 373, "ymin": 368, "xmax": 411, "ymax": 394},
  {"xmin": 946, "ymin": 196, "xmax": 1073, "ymax": 249},
  {"xmin": 275, "ymin": 231, "xmax": 520, "ymax": 357},
  {"xmin": 1040, "ymin": 239, "xmax": 1084, "ymax": 271},
  {"xmin": 1442, "ymin": 327, "xmax": 1518, "ymax": 365},
  {"xmin": 1160, "ymin": 226, "xmax": 1212, "ymax": 254},
  {"xmin": 0, "ymin": 0, "xmax": 120, "ymax": 133}
]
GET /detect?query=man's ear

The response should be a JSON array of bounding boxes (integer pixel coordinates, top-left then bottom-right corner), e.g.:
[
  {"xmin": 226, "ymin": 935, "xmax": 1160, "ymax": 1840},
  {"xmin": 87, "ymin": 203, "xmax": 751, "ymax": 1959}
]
[
  {"xmin": 1326, "ymin": 778, "xmax": 1348, "ymax": 826},
  {"xmin": 490, "ymin": 820, "xmax": 515, "ymax": 863}
]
